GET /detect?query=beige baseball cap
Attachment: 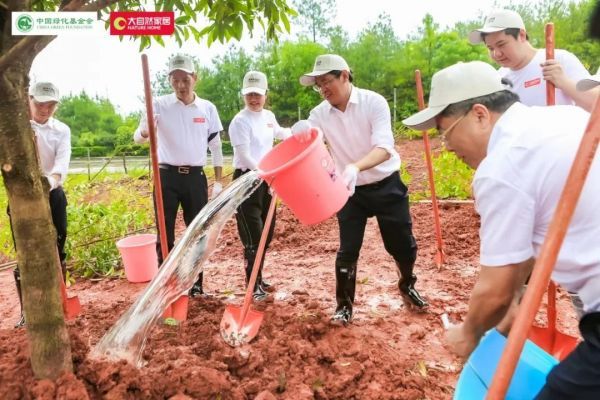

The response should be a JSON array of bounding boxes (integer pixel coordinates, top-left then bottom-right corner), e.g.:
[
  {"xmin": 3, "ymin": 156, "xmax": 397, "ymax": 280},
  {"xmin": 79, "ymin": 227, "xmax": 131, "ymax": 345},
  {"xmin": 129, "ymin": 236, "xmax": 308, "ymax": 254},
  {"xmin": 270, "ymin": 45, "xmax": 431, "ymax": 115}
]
[
  {"xmin": 299, "ymin": 54, "xmax": 350, "ymax": 86},
  {"xmin": 169, "ymin": 54, "xmax": 195, "ymax": 74},
  {"xmin": 241, "ymin": 71, "xmax": 268, "ymax": 95},
  {"xmin": 403, "ymin": 61, "xmax": 506, "ymax": 131},
  {"xmin": 29, "ymin": 82, "xmax": 60, "ymax": 103},
  {"xmin": 469, "ymin": 9, "xmax": 525, "ymax": 44}
]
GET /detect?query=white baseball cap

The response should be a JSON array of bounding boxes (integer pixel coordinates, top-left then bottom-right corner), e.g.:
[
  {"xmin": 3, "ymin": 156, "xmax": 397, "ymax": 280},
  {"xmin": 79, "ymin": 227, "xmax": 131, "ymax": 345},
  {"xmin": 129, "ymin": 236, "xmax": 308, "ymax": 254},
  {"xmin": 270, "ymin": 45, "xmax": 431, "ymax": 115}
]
[
  {"xmin": 241, "ymin": 71, "xmax": 268, "ymax": 95},
  {"xmin": 299, "ymin": 54, "xmax": 350, "ymax": 86},
  {"xmin": 29, "ymin": 82, "xmax": 60, "ymax": 103},
  {"xmin": 468, "ymin": 9, "xmax": 525, "ymax": 44},
  {"xmin": 403, "ymin": 61, "xmax": 507, "ymax": 131},
  {"xmin": 169, "ymin": 54, "xmax": 195, "ymax": 74}
]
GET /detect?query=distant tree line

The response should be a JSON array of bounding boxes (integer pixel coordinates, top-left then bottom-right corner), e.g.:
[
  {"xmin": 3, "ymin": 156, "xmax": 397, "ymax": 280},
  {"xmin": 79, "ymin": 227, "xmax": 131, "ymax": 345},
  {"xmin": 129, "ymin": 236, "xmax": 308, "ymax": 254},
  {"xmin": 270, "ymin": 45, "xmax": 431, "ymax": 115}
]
[{"xmin": 57, "ymin": 0, "xmax": 600, "ymax": 156}]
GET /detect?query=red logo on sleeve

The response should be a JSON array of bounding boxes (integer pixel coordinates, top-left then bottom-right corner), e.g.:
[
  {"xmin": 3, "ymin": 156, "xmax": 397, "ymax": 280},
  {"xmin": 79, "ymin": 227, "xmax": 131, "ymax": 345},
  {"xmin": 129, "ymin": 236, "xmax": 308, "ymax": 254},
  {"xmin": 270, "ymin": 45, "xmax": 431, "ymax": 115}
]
[
  {"xmin": 193, "ymin": 117, "xmax": 206, "ymax": 123},
  {"xmin": 524, "ymin": 78, "xmax": 541, "ymax": 88},
  {"xmin": 267, "ymin": 123, "xmax": 274, "ymax": 128}
]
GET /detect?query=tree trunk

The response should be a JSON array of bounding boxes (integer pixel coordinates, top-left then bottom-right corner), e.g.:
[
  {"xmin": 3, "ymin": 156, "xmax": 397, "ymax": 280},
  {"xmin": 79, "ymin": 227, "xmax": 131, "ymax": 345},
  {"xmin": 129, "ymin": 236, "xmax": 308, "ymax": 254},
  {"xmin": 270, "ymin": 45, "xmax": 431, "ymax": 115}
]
[{"xmin": 0, "ymin": 55, "xmax": 72, "ymax": 379}]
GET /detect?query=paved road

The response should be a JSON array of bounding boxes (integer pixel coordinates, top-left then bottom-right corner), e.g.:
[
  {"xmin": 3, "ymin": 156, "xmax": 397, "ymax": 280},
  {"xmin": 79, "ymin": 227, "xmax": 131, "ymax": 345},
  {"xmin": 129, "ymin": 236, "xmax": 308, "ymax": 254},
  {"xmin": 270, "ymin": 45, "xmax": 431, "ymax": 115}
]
[{"xmin": 69, "ymin": 156, "xmax": 233, "ymax": 174}]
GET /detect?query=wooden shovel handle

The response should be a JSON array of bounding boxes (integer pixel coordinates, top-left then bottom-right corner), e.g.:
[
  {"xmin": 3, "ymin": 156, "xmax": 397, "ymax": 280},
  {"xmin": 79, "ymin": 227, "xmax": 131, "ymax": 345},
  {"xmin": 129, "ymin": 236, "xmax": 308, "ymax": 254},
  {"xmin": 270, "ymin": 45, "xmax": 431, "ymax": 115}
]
[
  {"xmin": 239, "ymin": 193, "xmax": 277, "ymax": 324},
  {"xmin": 415, "ymin": 69, "xmax": 445, "ymax": 268},
  {"xmin": 546, "ymin": 23, "xmax": 556, "ymax": 106},
  {"xmin": 142, "ymin": 54, "xmax": 168, "ymax": 262}
]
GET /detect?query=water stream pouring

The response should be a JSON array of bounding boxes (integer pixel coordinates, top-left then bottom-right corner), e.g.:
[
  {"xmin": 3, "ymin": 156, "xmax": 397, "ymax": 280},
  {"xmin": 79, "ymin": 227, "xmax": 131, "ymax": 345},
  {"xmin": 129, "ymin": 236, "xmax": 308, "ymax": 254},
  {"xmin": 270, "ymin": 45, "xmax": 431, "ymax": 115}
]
[{"xmin": 92, "ymin": 172, "xmax": 262, "ymax": 367}]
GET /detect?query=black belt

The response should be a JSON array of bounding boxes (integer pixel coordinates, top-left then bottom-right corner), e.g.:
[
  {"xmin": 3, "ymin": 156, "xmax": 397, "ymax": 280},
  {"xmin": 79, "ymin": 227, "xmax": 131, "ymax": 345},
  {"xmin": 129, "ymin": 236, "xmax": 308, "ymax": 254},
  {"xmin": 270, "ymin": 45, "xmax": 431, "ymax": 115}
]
[
  {"xmin": 158, "ymin": 164, "xmax": 204, "ymax": 175},
  {"xmin": 356, "ymin": 171, "xmax": 398, "ymax": 190}
]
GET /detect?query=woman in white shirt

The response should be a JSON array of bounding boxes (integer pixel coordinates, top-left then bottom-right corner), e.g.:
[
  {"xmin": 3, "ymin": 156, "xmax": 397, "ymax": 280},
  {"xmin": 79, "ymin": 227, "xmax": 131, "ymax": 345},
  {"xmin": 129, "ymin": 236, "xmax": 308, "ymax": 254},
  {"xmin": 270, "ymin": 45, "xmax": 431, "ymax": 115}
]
[{"xmin": 229, "ymin": 71, "xmax": 291, "ymax": 300}]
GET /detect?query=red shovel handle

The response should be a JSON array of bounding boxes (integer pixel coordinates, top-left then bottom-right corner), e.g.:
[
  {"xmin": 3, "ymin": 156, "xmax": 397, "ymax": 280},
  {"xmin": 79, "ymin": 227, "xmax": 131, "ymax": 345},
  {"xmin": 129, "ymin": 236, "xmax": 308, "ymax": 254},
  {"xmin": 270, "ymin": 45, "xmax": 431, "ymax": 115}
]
[
  {"xmin": 141, "ymin": 54, "xmax": 169, "ymax": 262},
  {"xmin": 546, "ymin": 23, "xmax": 556, "ymax": 106},
  {"xmin": 415, "ymin": 69, "xmax": 445, "ymax": 268},
  {"xmin": 239, "ymin": 194, "xmax": 277, "ymax": 324}
]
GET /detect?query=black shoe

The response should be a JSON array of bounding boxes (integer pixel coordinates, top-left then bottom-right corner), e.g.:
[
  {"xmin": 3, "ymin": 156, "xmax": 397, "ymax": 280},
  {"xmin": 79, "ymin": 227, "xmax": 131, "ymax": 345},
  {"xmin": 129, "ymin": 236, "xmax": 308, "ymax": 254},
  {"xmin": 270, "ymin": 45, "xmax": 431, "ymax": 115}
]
[
  {"xmin": 331, "ymin": 306, "xmax": 352, "ymax": 325},
  {"xmin": 14, "ymin": 314, "xmax": 25, "ymax": 329},
  {"xmin": 400, "ymin": 284, "xmax": 428, "ymax": 308},
  {"xmin": 189, "ymin": 282, "xmax": 204, "ymax": 298},
  {"xmin": 260, "ymin": 279, "xmax": 271, "ymax": 289},
  {"xmin": 253, "ymin": 284, "xmax": 268, "ymax": 302}
]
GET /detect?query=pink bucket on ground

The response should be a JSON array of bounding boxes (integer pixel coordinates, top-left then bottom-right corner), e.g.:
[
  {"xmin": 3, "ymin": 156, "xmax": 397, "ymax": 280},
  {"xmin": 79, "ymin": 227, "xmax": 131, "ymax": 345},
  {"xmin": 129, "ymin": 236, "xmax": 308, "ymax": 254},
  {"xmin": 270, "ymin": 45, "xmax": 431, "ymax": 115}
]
[
  {"xmin": 258, "ymin": 129, "xmax": 350, "ymax": 225},
  {"xmin": 116, "ymin": 234, "xmax": 158, "ymax": 283}
]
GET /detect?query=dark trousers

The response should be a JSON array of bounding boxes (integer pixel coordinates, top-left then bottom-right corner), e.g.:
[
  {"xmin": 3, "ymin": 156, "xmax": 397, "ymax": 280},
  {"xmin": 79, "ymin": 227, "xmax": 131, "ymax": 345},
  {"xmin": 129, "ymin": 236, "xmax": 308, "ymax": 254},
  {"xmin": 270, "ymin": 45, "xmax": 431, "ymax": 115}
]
[
  {"xmin": 154, "ymin": 165, "xmax": 207, "ymax": 264},
  {"xmin": 535, "ymin": 312, "xmax": 600, "ymax": 399},
  {"xmin": 233, "ymin": 169, "xmax": 276, "ymax": 264},
  {"xmin": 7, "ymin": 187, "xmax": 68, "ymax": 263},
  {"xmin": 335, "ymin": 171, "xmax": 418, "ymax": 309},
  {"xmin": 336, "ymin": 171, "xmax": 417, "ymax": 266}
]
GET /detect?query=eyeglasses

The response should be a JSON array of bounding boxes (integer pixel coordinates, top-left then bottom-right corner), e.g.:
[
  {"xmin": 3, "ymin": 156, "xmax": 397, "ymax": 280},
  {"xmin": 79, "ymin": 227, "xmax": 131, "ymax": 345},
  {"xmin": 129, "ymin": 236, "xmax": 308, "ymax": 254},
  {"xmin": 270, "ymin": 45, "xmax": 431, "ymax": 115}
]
[
  {"xmin": 438, "ymin": 110, "xmax": 470, "ymax": 145},
  {"xmin": 312, "ymin": 76, "xmax": 338, "ymax": 93}
]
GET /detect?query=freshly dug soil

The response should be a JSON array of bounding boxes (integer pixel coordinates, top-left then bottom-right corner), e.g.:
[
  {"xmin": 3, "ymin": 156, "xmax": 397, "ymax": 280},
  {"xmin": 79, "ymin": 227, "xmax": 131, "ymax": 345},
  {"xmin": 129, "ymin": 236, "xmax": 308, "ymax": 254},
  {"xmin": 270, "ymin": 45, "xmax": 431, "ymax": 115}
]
[{"xmin": 0, "ymin": 139, "xmax": 579, "ymax": 399}]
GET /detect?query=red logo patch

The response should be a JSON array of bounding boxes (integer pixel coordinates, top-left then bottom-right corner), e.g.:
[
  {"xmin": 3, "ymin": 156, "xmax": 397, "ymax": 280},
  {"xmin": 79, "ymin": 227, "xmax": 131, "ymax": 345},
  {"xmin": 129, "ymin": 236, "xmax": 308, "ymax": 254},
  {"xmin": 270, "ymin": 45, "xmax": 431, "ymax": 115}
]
[
  {"xmin": 524, "ymin": 78, "xmax": 541, "ymax": 88},
  {"xmin": 193, "ymin": 117, "xmax": 206, "ymax": 123},
  {"xmin": 267, "ymin": 123, "xmax": 274, "ymax": 128},
  {"xmin": 110, "ymin": 12, "xmax": 174, "ymax": 36}
]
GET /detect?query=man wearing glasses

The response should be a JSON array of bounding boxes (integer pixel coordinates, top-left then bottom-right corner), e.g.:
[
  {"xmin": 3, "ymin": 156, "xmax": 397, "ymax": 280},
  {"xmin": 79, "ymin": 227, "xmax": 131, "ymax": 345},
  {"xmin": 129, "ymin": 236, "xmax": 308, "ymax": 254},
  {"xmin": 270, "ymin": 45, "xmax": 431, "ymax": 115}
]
[
  {"xmin": 293, "ymin": 54, "xmax": 428, "ymax": 325},
  {"xmin": 403, "ymin": 61, "xmax": 600, "ymax": 399}
]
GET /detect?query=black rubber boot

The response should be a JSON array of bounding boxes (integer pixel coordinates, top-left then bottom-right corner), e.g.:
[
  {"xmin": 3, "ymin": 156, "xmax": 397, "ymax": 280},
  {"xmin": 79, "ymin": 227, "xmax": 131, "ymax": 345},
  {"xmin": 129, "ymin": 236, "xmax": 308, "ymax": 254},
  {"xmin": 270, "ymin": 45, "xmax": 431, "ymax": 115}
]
[
  {"xmin": 13, "ymin": 268, "xmax": 25, "ymax": 328},
  {"xmin": 189, "ymin": 272, "xmax": 204, "ymax": 297},
  {"xmin": 395, "ymin": 261, "xmax": 428, "ymax": 308},
  {"xmin": 244, "ymin": 247, "xmax": 267, "ymax": 301},
  {"xmin": 332, "ymin": 260, "xmax": 357, "ymax": 325}
]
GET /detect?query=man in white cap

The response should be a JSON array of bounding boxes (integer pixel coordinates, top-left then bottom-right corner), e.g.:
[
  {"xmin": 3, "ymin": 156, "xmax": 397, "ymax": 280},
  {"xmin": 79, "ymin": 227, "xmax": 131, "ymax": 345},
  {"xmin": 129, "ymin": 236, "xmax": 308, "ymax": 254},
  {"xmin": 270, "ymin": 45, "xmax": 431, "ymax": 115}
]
[
  {"xmin": 469, "ymin": 9, "xmax": 594, "ymax": 111},
  {"xmin": 229, "ymin": 70, "xmax": 291, "ymax": 301},
  {"xmin": 134, "ymin": 54, "xmax": 224, "ymax": 296},
  {"xmin": 403, "ymin": 61, "xmax": 600, "ymax": 399},
  {"xmin": 294, "ymin": 54, "xmax": 428, "ymax": 325},
  {"xmin": 10, "ymin": 81, "xmax": 71, "ymax": 328}
]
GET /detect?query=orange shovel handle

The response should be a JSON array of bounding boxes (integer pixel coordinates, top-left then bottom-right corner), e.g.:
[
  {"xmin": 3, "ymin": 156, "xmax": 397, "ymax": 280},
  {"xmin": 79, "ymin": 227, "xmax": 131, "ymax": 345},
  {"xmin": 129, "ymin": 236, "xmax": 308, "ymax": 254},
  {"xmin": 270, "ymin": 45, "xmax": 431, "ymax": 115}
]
[
  {"xmin": 239, "ymin": 194, "xmax": 277, "ymax": 324},
  {"xmin": 415, "ymin": 69, "xmax": 445, "ymax": 268},
  {"xmin": 142, "ymin": 54, "xmax": 169, "ymax": 262},
  {"xmin": 546, "ymin": 23, "xmax": 556, "ymax": 106}
]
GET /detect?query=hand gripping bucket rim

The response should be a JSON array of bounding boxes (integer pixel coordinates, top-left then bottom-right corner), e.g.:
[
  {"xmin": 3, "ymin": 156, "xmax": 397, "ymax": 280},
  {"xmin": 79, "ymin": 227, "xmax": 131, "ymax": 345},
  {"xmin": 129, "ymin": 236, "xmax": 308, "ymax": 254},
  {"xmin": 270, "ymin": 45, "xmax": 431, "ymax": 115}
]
[
  {"xmin": 258, "ymin": 128, "xmax": 323, "ymax": 183},
  {"xmin": 257, "ymin": 129, "xmax": 350, "ymax": 225}
]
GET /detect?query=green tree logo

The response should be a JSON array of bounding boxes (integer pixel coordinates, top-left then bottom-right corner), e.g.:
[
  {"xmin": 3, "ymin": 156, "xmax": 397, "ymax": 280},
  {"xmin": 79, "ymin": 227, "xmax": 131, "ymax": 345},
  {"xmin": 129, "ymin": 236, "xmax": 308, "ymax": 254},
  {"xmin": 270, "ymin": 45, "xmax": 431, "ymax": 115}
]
[{"xmin": 16, "ymin": 15, "xmax": 34, "ymax": 33}]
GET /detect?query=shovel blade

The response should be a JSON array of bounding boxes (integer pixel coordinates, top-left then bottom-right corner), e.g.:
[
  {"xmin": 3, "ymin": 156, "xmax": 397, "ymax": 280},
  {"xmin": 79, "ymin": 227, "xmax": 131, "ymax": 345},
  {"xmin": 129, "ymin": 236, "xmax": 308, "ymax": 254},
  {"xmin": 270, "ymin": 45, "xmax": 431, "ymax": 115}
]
[
  {"xmin": 64, "ymin": 296, "xmax": 81, "ymax": 320},
  {"xmin": 220, "ymin": 304, "xmax": 264, "ymax": 347},
  {"xmin": 529, "ymin": 325, "xmax": 579, "ymax": 361}
]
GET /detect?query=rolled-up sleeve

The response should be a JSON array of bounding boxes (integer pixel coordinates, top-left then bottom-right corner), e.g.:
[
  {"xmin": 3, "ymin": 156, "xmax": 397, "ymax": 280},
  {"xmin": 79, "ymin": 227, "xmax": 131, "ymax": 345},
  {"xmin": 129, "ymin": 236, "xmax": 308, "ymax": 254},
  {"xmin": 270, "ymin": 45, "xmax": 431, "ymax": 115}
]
[
  {"xmin": 52, "ymin": 125, "xmax": 71, "ymax": 183},
  {"xmin": 369, "ymin": 94, "xmax": 395, "ymax": 155},
  {"xmin": 474, "ymin": 177, "xmax": 535, "ymax": 266}
]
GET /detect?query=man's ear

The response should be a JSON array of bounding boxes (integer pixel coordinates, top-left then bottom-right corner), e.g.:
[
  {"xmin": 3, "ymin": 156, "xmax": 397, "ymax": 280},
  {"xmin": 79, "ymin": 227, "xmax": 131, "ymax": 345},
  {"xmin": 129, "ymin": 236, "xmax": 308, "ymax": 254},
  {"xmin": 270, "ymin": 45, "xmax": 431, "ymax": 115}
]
[{"xmin": 472, "ymin": 103, "xmax": 493, "ymax": 129}]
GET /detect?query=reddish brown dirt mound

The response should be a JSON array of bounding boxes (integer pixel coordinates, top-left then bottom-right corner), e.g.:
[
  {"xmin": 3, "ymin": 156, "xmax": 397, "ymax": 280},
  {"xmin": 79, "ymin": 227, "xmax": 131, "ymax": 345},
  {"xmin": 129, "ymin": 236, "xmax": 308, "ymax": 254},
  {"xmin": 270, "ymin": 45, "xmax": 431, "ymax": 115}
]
[{"xmin": 0, "ymin": 139, "xmax": 579, "ymax": 399}]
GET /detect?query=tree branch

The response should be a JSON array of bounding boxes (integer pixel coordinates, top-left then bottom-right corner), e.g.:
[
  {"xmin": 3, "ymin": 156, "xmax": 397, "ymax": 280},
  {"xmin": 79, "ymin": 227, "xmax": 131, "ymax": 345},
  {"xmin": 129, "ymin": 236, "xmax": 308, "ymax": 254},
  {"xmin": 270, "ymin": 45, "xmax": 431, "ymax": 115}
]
[
  {"xmin": 0, "ymin": 35, "xmax": 55, "ymax": 74},
  {"xmin": 0, "ymin": 0, "xmax": 122, "ymax": 73}
]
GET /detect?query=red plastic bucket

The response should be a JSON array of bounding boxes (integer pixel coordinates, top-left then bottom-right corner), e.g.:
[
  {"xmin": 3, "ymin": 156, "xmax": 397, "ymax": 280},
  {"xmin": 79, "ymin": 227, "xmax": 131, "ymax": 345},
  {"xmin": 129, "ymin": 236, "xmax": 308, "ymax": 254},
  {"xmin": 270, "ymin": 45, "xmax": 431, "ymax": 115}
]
[
  {"xmin": 116, "ymin": 234, "xmax": 158, "ymax": 283},
  {"xmin": 258, "ymin": 129, "xmax": 350, "ymax": 225}
]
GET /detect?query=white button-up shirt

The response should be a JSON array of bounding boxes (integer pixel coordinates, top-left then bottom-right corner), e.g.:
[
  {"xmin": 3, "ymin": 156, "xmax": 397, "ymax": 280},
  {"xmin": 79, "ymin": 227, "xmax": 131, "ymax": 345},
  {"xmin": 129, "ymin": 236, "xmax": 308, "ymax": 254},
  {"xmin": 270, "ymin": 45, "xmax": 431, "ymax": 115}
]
[
  {"xmin": 474, "ymin": 102, "xmax": 600, "ymax": 312},
  {"xmin": 134, "ymin": 93, "xmax": 223, "ymax": 166},
  {"xmin": 499, "ymin": 49, "xmax": 590, "ymax": 106},
  {"xmin": 229, "ymin": 108, "xmax": 291, "ymax": 170},
  {"xmin": 31, "ymin": 117, "xmax": 71, "ymax": 185},
  {"xmin": 308, "ymin": 86, "xmax": 400, "ymax": 186}
]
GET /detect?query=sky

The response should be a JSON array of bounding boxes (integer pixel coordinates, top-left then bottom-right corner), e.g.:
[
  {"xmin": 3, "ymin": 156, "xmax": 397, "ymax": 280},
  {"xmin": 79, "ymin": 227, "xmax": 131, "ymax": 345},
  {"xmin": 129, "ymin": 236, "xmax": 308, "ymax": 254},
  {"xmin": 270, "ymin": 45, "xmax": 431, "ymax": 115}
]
[{"xmin": 29, "ymin": 0, "xmax": 532, "ymax": 115}]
